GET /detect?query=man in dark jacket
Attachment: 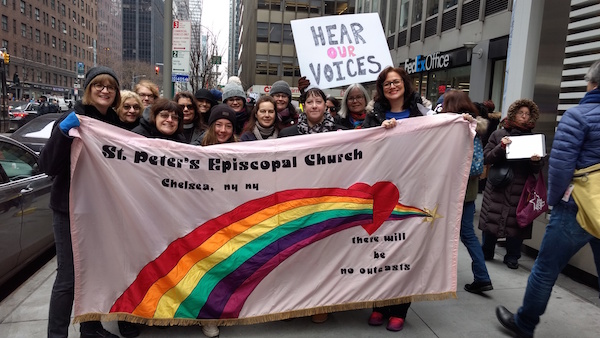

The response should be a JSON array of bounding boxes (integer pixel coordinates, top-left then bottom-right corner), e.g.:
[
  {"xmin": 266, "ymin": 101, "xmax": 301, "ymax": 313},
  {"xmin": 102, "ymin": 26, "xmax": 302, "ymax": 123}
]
[{"xmin": 495, "ymin": 60, "xmax": 600, "ymax": 338}]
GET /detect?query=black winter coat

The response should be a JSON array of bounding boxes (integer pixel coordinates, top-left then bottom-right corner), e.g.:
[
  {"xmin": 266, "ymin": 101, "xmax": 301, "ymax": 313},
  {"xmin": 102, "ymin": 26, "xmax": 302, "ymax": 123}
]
[
  {"xmin": 478, "ymin": 127, "xmax": 544, "ymax": 239},
  {"xmin": 38, "ymin": 101, "xmax": 124, "ymax": 213},
  {"xmin": 131, "ymin": 118, "xmax": 187, "ymax": 143}
]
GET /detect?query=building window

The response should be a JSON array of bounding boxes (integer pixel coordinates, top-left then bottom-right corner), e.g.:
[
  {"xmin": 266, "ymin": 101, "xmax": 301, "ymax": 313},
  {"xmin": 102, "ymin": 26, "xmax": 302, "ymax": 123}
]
[
  {"xmin": 62, "ymin": 22, "xmax": 66, "ymax": 34},
  {"xmin": 36, "ymin": 50, "xmax": 41, "ymax": 61},
  {"xmin": 413, "ymin": 0, "xmax": 423, "ymax": 22},
  {"xmin": 35, "ymin": 29, "xmax": 40, "ymax": 42},
  {"xmin": 20, "ymin": 1, "xmax": 25, "ymax": 14},
  {"xmin": 21, "ymin": 23, "xmax": 27, "ymax": 37},
  {"xmin": 257, "ymin": 22, "xmax": 268, "ymax": 43},
  {"xmin": 270, "ymin": 24, "xmax": 282, "ymax": 43},
  {"xmin": 21, "ymin": 45, "xmax": 27, "ymax": 58},
  {"xmin": 283, "ymin": 24, "xmax": 293, "ymax": 45},
  {"xmin": 51, "ymin": 16, "xmax": 55, "ymax": 28},
  {"xmin": 52, "ymin": 36, "xmax": 56, "ymax": 48},
  {"xmin": 1, "ymin": 15, "xmax": 7, "ymax": 31},
  {"xmin": 51, "ymin": 0, "xmax": 55, "ymax": 9},
  {"xmin": 52, "ymin": 55, "xmax": 57, "ymax": 67},
  {"xmin": 35, "ymin": 8, "xmax": 40, "ymax": 20},
  {"xmin": 61, "ymin": 4, "xmax": 65, "ymax": 16},
  {"xmin": 62, "ymin": 41, "xmax": 66, "ymax": 52}
]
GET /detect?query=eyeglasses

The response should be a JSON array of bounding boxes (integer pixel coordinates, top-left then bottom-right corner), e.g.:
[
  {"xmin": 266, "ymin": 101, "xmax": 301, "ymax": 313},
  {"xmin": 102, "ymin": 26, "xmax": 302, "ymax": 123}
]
[
  {"xmin": 138, "ymin": 93, "xmax": 155, "ymax": 98},
  {"xmin": 347, "ymin": 96, "xmax": 364, "ymax": 102},
  {"xmin": 123, "ymin": 104, "xmax": 140, "ymax": 111},
  {"xmin": 179, "ymin": 104, "xmax": 194, "ymax": 110},
  {"xmin": 383, "ymin": 79, "xmax": 402, "ymax": 89},
  {"xmin": 158, "ymin": 111, "xmax": 179, "ymax": 121},
  {"xmin": 93, "ymin": 83, "xmax": 117, "ymax": 93}
]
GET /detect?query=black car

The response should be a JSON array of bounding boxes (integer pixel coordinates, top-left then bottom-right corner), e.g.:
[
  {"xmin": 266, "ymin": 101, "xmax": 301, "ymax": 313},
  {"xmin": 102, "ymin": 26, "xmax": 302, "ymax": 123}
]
[
  {"xmin": 0, "ymin": 135, "xmax": 54, "ymax": 286},
  {"xmin": 8, "ymin": 102, "xmax": 40, "ymax": 132},
  {"xmin": 10, "ymin": 113, "xmax": 62, "ymax": 153}
]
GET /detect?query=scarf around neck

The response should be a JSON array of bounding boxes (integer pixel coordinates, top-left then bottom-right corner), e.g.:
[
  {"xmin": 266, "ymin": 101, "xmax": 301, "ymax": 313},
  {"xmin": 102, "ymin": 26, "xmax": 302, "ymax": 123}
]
[{"xmin": 297, "ymin": 111, "xmax": 336, "ymax": 134}]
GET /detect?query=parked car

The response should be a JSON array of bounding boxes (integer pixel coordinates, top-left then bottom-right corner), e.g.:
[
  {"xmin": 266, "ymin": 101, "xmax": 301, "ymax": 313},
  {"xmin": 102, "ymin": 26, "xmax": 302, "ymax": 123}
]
[
  {"xmin": 0, "ymin": 135, "xmax": 54, "ymax": 286},
  {"xmin": 8, "ymin": 102, "xmax": 40, "ymax": 132},
  {"xmin": 10, "ymin": 113, "xmax": 61, "ymax": 153}
]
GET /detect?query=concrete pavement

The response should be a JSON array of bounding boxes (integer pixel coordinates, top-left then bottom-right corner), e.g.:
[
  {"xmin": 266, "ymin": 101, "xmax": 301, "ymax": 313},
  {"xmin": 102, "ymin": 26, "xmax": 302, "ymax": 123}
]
[{"xmin": 2, "ymin": 197, "xmax": 600, "ymax": 337}]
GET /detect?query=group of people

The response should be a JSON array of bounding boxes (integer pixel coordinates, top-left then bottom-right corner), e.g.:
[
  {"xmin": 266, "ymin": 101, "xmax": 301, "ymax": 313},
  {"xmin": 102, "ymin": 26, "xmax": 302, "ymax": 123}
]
[{"xmin": 39, "ymin": 60, "xmax": 600, "ymax": 338}]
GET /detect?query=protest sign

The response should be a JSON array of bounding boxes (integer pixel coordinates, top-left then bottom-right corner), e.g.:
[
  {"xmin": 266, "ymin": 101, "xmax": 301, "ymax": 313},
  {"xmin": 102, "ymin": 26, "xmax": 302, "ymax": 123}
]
[{"xmin": 291, "ymin": 13, "xmax": 394, "ymax": 90}]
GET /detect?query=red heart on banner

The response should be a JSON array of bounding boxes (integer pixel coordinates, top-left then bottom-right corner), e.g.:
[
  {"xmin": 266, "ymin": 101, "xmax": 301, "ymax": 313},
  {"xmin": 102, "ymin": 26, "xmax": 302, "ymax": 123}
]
[{"xmin": 349, "ymin": 182, "xmax": 399, "ymax": 235}]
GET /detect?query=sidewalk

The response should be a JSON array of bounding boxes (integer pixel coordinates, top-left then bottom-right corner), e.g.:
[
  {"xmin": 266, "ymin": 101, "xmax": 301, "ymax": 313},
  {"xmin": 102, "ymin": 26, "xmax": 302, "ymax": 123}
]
[{"xmin": 2, "ymin": 197, "xmax": 600, "ymax": 337}]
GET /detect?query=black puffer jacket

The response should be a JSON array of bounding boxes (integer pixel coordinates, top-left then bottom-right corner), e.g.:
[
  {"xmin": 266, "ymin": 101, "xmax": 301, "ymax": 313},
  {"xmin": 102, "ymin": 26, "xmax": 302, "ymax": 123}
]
[
  {"xmin": 131, "ymin": 118, "xmax": 187, "ymax": 143},
  {"xmin": 38, "ymin": 101, "xmax": 124, "ymax": 213},
  {"xmin": 478, "ymin": 127, "xmax": 544, "ymax": 239}
]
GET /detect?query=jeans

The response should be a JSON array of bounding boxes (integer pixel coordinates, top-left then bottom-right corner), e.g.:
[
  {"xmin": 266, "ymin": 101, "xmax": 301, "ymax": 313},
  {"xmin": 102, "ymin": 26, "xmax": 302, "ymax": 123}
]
[
  {"xmin": 514, "ymin": 203, "xmax": 600, "ymax": 335},
  {"xmin": 460, "ymin": 201, "xmax": 490, "ymax": 282},
  {"xmin": 48, "ymin": 211, "xmax": 104, "ymax": 337},
  {"xmin": 481, "ymin": 231, "xmax": 523, "ymax": 263}
]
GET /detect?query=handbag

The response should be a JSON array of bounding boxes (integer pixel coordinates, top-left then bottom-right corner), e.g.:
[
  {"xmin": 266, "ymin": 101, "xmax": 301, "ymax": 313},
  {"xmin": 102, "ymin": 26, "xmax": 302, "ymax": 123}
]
[
  {"xmin": 571, "ymin": 163, "xmax": 600, "ymax": 238},
  {"xmin": 516, "ymin": 172, "xmax": 548, "ymax": 227},
  {"xmin": 488, "ymin": 162, "xmax": 513, "ymax": 187},
  {"xmin": 470, "ymin": 136, "xmax": 484, "ymax": 176}
]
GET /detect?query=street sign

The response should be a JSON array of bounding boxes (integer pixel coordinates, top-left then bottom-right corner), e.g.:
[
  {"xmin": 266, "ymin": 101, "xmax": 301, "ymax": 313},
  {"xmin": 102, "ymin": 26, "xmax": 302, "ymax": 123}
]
[
  {"xmin": 172, "ymin": 74, "xmax": 189, "ymax": 82},
  {"xmin": 172, "ymin": 50, "xmax": 191, "ymax": 74},
  {"xmin": 211, "ymin": 56, "xmax": 222, "ymax": 65},
  {"xmin": 77, "ymin": 62, "xmax": 85, "ymax": 79},
  {"xmin": 172, "ymin": 20, "xmax": 192, "ymax": 51}
]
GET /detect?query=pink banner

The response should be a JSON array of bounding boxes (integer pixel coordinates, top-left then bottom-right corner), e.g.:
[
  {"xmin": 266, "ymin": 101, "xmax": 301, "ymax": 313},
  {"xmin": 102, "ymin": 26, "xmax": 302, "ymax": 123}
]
[{"xmin": 69, "ymin": 114, "xmax": 474, "ymax": 325}]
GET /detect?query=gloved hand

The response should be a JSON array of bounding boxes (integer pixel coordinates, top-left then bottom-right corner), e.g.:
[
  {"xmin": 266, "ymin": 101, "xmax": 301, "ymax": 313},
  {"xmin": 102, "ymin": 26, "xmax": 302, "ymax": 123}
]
[{"xmin": 59, "ymin": 112, "xmax": 80, "ymax": 133}]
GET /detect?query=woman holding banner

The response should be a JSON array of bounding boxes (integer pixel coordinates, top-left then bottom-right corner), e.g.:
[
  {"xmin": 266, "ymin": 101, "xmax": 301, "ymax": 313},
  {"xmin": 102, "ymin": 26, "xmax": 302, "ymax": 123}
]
[
  {"xmin": 279, "ymin": 87, "xmax": 346, "ymax": 138},
  {"xmin": 362, "ymin": 66, "xmax": 434, "ymax": 332},
  {"xmin": 40, "ymin": 66, "xmax": 140, "ymax": 338},
  {"xmin": 131, "ymin": 98, "xmax": 186, "ymax": 142}
]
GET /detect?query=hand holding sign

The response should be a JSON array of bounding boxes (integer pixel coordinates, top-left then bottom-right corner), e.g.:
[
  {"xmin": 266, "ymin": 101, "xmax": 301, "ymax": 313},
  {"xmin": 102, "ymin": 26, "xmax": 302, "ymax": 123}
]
[{"xmin": 291, "ymin": 13, "xmax": 393, "ymax": 90}]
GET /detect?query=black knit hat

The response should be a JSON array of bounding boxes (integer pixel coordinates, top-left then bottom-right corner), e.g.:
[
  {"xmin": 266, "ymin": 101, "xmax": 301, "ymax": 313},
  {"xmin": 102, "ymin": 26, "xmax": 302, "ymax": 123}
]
[
  {"xmin": 208, "ymin": 104, "xmax": 237, "ymax": 127},
  {"xmin": 194, "ymin": 88, "xmax": 217, "ymax": 106},
  {"xmin": 84, "ymin": 66, "xmax": 119, "ymax": 90}
]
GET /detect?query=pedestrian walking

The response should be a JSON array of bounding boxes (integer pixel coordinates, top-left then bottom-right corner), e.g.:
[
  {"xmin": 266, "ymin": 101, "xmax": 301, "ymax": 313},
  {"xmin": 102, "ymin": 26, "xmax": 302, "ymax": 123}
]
[
  {"xmin": 441, "ymin": 90, "xmax": 494, "ymax": 294},
  {"xmin": 495, "ymin": 59, "xmax": 600, "ymax": 338}
]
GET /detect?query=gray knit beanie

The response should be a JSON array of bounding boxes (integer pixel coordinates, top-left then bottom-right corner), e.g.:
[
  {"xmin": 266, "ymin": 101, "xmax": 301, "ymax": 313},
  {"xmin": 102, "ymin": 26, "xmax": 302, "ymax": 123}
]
[
  {"xmin": 222, "ymin": 82, "xmax": 245, "ymax": 102},
  {"xmin": 84, "ymin": 66, "xmax": 119, "ymax": 89},
  {"xmin": 270, "ymin": 80, "xmax": 292, "ymax": 98}
]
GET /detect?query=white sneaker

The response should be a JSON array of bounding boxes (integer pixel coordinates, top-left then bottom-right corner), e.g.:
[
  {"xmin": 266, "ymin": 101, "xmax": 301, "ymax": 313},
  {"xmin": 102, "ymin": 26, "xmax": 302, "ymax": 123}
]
[{"xmin": 201, "ymin": 324, "xmax": 220, "ymax": 337}]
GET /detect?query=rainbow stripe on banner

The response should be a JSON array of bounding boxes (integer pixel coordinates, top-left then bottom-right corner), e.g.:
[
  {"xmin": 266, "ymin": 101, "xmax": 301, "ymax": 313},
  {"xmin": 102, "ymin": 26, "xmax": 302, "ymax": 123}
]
[{"xmin": 110, "ymin": 182, "xmax": 431, "ymax": 320}]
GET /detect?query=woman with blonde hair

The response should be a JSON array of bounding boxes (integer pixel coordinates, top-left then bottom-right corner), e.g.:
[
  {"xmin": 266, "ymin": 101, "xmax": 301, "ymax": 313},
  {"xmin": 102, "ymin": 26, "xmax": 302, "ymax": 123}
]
[{"xmin": 117, "ymin": 90, "xmax": 143, "ymax": 130}]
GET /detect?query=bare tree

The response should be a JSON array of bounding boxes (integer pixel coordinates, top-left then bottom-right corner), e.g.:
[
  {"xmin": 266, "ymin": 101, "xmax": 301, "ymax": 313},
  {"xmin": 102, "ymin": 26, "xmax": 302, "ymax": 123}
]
[
  {"xmin": 189, "ymin": 24, "xmax": 225, "ymax": 92},
  {"xmin": 118, "ymin": 60, "xmax": 163, "ymax": 91}
]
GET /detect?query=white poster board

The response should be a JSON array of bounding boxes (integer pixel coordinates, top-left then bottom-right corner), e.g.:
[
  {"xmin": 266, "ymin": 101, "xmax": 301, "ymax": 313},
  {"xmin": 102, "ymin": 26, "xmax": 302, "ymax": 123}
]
[
  {"xmin": 291, "ymin": 13, "xmax": 393, "ymax": 90},
  {"xmin": 506, "ymin": 134, "xmax": 547, "ymax": 159}
]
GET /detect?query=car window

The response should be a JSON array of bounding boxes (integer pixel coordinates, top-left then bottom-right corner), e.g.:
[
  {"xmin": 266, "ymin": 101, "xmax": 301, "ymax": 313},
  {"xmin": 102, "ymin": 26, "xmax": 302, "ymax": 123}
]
[
  {"xmin": 0, "ymin": 141, "xmax": 38, "ymax": 181},
  {"xmin": 20, "ymin": 120, "xmax": 56, "ymax": 139}
]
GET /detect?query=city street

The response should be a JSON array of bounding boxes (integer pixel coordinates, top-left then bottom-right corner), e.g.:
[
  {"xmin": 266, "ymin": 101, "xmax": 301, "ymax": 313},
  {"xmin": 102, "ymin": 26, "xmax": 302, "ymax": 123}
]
[{"xmin": 1, "ymin": 196, "xmax": 599, "ymax": 338}]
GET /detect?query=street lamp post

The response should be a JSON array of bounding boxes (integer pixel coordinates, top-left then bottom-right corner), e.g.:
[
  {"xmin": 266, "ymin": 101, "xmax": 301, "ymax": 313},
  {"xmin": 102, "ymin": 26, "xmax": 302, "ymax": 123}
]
[{"xmin": 131, "ymin": 74, "xmax": 146, "ymax": 90}]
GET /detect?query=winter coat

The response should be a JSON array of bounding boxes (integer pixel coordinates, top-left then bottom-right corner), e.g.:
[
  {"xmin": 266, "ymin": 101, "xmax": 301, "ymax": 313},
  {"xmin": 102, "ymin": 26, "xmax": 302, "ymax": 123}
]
[
  {"xmin": 478, "ymin": 126, "xmax": 544, "ymax": 239},
  {"xmin": 464, "ymin": 117, "xmax": 489, "ymax": 202},
  {"xmin": 38, "ymin": 101, "xmax": 125, "ymax": 213},
  {"xmin": 131, "ymin": 118, "xmax": 187, "ymax": 143},
  {"xmin": 182, "ymin": 124, "xmax": 204, "ymax": 144},
  {"xmin": 547, "ymin": 88, "xmax": 600, "ymax": 207},
  {"xmin": 278, "ymin": 122, "xmax": 347, "ymax": 137},
  {"xmin": 362, "ymin": 92, "xmax": 433, "ymax": 128}
]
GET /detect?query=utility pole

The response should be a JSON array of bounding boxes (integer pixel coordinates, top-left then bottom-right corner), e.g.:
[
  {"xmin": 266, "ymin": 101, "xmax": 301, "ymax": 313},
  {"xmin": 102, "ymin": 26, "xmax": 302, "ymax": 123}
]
[{"xmin": 163, "ymin": 0, "xmax": 173, "ymax": 99}]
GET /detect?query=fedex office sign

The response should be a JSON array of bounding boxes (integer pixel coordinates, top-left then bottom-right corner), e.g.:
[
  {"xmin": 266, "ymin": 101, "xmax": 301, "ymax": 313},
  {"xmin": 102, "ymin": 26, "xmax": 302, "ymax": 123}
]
[{"xmin": 404, "ymin": 52, "xmax": 450, "ymax": 74}]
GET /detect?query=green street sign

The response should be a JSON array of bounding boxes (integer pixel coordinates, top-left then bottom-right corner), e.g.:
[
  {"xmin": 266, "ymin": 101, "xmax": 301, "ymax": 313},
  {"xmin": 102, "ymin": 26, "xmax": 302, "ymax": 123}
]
[{"xmin": 211, "ymin": 56, "xmax": 222, "ymax": 65}]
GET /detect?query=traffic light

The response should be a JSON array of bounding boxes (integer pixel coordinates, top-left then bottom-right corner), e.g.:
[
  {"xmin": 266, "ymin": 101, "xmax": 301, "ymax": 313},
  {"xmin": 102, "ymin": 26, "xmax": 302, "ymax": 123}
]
[
  {"xmin": 155, "ymin": 66, "xmax": 159, "ymax": 75},
  {"xmin": 1, "ymin": 52, "xmax": 8, "ymax": 64}
]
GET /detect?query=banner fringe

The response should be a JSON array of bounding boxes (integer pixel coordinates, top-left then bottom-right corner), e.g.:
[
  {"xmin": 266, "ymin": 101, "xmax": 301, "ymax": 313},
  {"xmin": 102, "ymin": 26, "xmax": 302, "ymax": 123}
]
[{"xmin": 73, "ymin": 292, "xmax": 456, "ymax": 326}]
